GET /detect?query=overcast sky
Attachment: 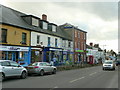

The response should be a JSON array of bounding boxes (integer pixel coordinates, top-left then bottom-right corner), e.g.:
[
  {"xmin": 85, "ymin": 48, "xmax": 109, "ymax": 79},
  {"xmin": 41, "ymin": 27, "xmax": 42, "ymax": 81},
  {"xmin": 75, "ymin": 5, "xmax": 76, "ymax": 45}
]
[{"xmin": 1, "ymin": 0, "xmax": 119, "ymax": 53}]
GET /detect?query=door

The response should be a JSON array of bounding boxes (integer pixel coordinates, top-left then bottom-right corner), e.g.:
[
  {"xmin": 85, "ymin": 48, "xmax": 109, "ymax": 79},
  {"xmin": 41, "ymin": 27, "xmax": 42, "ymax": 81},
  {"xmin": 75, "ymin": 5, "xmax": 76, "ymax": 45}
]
[
  {"xmin": 1, "ymin": 61, "xmax": 13, "ymax": 76},
  {"xmin": 42, "ymin": 62, "xmax": 53, "ymax": 72},
  {"xmin": 9, "ymin": 61, "xmax": 22, "ymax": 76}
]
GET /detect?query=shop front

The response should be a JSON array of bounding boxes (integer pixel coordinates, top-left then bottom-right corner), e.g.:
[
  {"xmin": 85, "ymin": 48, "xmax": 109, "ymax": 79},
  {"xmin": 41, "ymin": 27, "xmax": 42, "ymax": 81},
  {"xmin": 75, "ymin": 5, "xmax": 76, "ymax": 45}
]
[
  {"xmin": 43, "ymin": 47, "xmax": 63, "ymax": 66},
  {"xmin": 0, "ymin": 45, "xmax": 30, "ymax": 66},
  {"xmin": 31, "ymin": 46, "xmax": 43, "ymax": 63}
]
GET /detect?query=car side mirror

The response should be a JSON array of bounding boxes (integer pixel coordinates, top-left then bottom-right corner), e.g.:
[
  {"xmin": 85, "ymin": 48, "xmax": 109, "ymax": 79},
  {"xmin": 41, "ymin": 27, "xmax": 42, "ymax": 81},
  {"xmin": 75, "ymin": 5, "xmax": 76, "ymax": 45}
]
[{"xmin": 18, "ymin": 65, "xmax": 21, "ymax": 67}]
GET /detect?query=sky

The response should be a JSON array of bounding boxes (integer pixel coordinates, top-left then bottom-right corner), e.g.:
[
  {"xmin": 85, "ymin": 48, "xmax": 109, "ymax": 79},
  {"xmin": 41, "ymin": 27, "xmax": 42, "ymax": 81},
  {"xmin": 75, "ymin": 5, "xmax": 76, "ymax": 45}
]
[{"xmin": 0, "ymin": 0, "xmax": 119, "ymax": 53}]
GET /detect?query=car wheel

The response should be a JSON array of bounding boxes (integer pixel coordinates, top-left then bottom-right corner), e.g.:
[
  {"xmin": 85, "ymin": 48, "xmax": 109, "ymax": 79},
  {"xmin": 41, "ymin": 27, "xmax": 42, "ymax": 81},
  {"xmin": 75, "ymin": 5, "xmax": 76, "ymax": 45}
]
[
  {"xmin": 52, "ymin": 69, "xmax": 56, "ymax": 74},
  {"xmin": 2, "ymin": 73, "xmax": 5, "ymax": 81},
  {"xmin": 20, "ymin": 71, "xmax": 27, "ymax": 79},
  {"xmin": 39, "ymin": 70, "xmax": 44, "ymax": 76},
  {"xmin": 103, "ymin": 68, "xmax": 104, "ymax": 70}
]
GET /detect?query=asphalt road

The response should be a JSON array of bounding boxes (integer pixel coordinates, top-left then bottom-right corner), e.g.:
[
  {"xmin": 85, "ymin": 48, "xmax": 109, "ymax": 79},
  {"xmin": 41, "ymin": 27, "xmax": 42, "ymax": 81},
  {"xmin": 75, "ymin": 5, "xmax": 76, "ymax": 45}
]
[{"xmin": 2, "ymin": 65, "xmax": 119, "ymax": 89}]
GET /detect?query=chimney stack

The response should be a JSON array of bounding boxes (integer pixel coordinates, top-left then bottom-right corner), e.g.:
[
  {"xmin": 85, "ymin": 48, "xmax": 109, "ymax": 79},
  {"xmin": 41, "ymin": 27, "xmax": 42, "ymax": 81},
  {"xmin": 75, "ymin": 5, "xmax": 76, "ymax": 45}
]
[
  {"xmin": 42, "ymin": 14, "xmax": 47, "ymax": 21},
  {"xmin": 90, "ymin": 43, "xmax": 93, "ymax": 47}
]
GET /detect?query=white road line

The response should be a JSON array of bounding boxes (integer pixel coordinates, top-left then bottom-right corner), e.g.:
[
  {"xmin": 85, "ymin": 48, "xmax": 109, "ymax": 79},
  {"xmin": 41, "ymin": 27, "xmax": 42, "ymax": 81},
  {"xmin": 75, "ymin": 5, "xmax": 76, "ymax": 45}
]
[
  {"xmin": 53, "ymin": 86, "xmax": 58, "ymax": 88},
  {"xmin": 70, "ymin": 77, "xmax": 85, "ymax": 83},
  {"xmin": 49, "ymin": 86, "xmax": 58, "ymax": 90},
  {"xmin": 89, "ymin": 72, "xmax": 97, "ymax": 76}
]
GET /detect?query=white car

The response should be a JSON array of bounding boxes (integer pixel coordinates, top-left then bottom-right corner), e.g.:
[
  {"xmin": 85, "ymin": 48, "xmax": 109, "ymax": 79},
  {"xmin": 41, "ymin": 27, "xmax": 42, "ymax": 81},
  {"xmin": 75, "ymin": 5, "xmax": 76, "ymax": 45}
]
[
  {"xmin": 0, "ymin": 60, "xmax": 28, "ymax": 81},
  {"xmin": 102, "ymin": 60, "xmax": 115, "ymax": 70}
]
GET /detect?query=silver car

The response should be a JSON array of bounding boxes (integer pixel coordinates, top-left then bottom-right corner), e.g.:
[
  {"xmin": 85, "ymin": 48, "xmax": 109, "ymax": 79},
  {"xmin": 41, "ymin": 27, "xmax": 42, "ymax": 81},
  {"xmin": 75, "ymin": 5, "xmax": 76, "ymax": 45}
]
[
  {"xmin": 0, "ymin": 60, "xmax": 28, "ymax": 81},
  {"xmin": 26, "ymin": 62, "xmax": 57, "ymax": 76},
  {"xmin": 103, "ymin": 60, "xmax": 116, "ymax": 70}
]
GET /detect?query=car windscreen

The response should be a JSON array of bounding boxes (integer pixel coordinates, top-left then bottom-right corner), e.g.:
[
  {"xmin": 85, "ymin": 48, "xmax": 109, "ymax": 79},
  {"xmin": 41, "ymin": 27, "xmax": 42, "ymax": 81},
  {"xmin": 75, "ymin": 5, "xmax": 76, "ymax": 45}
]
[
  {"xmin": 32, "ymin": 63, "xmax": 38, "ymax": 66},
  {"xmin": 104, "ymin": 62, "xmax": 113, "ymax": 64}
]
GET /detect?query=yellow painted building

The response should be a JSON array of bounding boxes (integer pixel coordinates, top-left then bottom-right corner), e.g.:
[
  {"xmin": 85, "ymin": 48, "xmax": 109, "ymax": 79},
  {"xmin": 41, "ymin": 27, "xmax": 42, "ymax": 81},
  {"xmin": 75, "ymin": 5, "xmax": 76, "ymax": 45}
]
[
  {"xmin": 0, "ymin": 24, "xmax": 31, "ymax": 66},
  {"xmin": 0, "ymin": 24, "xmax": 30, "ymax": 46}
]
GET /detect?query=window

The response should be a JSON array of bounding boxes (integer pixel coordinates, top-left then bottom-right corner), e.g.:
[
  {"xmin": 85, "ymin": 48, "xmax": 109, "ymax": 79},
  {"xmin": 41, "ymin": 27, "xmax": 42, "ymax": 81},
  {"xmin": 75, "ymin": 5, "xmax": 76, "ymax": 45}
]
[
  {"xmin": 52, "ymin": 25, "xmax": 57, "ymax": 32},
  {"xmin": 37, "ymin": 35, "xmax": 40, "ymax": 44},
  {"xmin": 43, "ymin": 22, "xmax": 48, "ymax": 29},
  {"xmin": 75, "ymin": 30, "xmax": 77, "ymax": 37},
  {"xmin": 22, "ymin": 33, "xmax": 27, "ymax": 44},
  {"xmin": 10, "ymin": 61, "xmax": 19, "ymax": 67},
  {"xmin": 48, "ymin": 37, "xmax": 51, "ymax": 46},
  {"xmin": 32, "ymin": 18, "xmax": 39, "ymax": 26},
  {"xmin": 84, "ymin": 33, "xmax": 86, "ymax": 39},
  {"xmin": 78, "ymin": 32, "xmax": 80, "ymax": 38},
  {"xmin": 68, "ymin": 41, "xmax": 71, "ymax": 48},
  {"xmin": 55, "ymin": 38, "xmax": 57, "ymax": 47},
  {"xmin": 1, "ymin": 61, "xmax": 10, "ymax": 66},
  {"xmin": 0, "ymin": 28, "xmax": 7, "ymax": 43}
]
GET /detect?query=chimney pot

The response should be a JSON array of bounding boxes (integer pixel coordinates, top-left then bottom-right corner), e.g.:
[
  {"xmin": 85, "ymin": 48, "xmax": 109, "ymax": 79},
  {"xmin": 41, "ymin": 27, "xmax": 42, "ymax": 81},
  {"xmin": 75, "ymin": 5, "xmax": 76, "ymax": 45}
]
[
  {"xmin": 90, "ymin": 43, "xmax": 93, "ymax": 46},
  {"xmin": 42, "ymin": 14, "xmax": 47, "ymax": 21}
]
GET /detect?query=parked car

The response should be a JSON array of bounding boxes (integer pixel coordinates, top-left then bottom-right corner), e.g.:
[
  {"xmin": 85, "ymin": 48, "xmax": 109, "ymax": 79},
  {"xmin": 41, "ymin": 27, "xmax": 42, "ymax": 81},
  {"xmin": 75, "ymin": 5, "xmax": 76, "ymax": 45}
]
[
  {"xmin": 102, "ymin": 60, "xmax": 116, "ymax": 70},
  {"xmin": 115, "ymin": 60, "xmax": 120, "ymax": 66},
  {"xmin": 25, "ymin": 62, "xmax": 57, "ymax": 76},
  {"xmin": 0, "ymin": 60, "xmax": 28, "ymax": 81}
]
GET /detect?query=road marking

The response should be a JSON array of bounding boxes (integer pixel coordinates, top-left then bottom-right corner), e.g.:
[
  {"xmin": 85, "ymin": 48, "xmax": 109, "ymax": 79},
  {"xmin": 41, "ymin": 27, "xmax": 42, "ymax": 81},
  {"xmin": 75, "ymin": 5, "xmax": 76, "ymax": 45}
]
[
  {"xmin": 70, "ymin": 77, "xmax": 85, "ymax": 83},
  {"xmin": 53, "ymin": 86, "xmax": 58, "ymax": 88},
  {"xmin": 89, "ymin": 72, "xmax": 97, "ymax": 76},
  {"xmin": 49, "ymin": 86, "xmax": 58, "ymax": 90}
]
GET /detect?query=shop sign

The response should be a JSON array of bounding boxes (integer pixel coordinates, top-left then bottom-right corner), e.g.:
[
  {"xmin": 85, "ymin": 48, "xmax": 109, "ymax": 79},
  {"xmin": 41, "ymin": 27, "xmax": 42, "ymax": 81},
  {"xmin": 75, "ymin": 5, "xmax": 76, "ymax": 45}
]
[
  {"xmin": 0, "ymin": 46, "xmax": 29, "ymax": 51},
  {"xmin": 31, "ymin": 48, "xmax": 42, "ymax": 51},
  {"xmin": 75, "ymin": 50, "xmax": 84, "ymax": 52},
  {"xmin": 49, "ymin": 48, "xmax": 62, "ymax": 51}
]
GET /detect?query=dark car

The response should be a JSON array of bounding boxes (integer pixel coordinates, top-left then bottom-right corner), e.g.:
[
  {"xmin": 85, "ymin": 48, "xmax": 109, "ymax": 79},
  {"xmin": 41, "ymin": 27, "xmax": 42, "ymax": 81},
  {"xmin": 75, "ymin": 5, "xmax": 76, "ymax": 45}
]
[{"xmin": 116, "ymin": 61, "xmax": 120, "ymax": 66}]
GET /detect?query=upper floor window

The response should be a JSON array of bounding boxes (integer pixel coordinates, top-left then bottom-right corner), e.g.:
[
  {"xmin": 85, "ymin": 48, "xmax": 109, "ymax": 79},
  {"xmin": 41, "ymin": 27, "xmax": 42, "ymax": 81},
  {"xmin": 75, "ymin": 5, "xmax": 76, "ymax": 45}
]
[
  {"xmin": 48, "ymin": 37, "xmax": 51, "ymax": 47},
  {"xmin": 37, "ymin": 35, "xmax": 40, "ymax": 44},
  {"xmin": 32, "ymin": 18, "xmax": 39, "ymax": 26},
  {"xmin": 0, "ymin": 28, "xmax": 7, "ymax": 43},
  {"xmin": 84, "ymin": 33, "xmax": 86, "ymax": 39},
  {"xmin": 43, "ymin": 22, "xmax": 48, "ymax": 29},
  {"xmin": 75, "ymin": 30, "xmax": 77, "ymax": 37},
  {"xmin": 55, "ymin": 38, "xmax": 57, "ymax": 47},
  {"xmin": 68, "ymin": 41, "xmax": 71, "ymax": 48},
  {"xmin": 52, "ymin": 25, "xmax": 57, "ymax": 32},
  {"xmin": 78, "ymin": 32, "xmax": 80, "ymax": 38},
  {"xmin": 22, "ymin": 32, "xmax": 27, "ymax": 44}
]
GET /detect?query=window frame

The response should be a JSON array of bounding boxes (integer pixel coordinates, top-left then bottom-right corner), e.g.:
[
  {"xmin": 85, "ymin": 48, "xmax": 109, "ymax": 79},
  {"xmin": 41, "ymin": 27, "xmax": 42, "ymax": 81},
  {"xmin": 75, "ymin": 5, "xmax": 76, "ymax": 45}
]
[
  {"xmin": 22, "ymin": 32, "xmax": 27, "ymax": 44},
  {"xmin": 0, "ymin": 28, "xmax": 7, "ymax": 43}
]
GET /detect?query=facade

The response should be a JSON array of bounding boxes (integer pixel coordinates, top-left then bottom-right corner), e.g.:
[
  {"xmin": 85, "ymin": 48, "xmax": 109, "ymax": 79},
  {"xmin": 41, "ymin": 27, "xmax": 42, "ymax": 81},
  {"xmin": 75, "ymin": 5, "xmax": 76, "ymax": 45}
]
[
  {"xmin": 86, "ymin": 43, "xmax": 105, "ymax": 64},
  {"xmin": 0, "ymin": 24, "xmax": 31, "ymax": 66},
  {"xmin": 60, "ymin": 23, "xmax": 87, "ymax": 64},
  {"xmin": 0, "ymin": 5, "xmax": 73, "ymax": 66}
]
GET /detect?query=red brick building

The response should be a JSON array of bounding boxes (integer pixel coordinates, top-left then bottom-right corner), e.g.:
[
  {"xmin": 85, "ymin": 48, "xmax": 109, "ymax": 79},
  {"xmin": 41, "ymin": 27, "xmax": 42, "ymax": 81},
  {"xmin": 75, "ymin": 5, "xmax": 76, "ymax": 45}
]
[{"xmin": 60, "ymin": 23, "xmax": 87, "ymax": 63}]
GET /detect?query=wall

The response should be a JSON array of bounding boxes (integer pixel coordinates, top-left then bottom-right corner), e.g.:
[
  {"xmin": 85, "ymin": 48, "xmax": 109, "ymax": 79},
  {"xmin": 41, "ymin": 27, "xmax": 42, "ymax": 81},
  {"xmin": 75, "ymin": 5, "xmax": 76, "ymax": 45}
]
[
  {"xmin": 0, "ymin": 24, "xmax": 30, "ymax": 46},
  {"xmin": 31, "ymin": 31, "xmax": 62, "ymax": 48}
]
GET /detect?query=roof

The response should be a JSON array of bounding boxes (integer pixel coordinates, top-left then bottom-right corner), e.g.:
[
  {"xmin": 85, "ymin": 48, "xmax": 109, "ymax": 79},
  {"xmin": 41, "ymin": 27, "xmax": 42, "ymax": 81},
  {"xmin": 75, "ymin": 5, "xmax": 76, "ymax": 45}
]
[
  {"xmin": 59, "ymin": 23, "xmax": 87, "ymax": 33},
  {"xmin": 0, "ymin": 5, "xmax": 72, "ymax": 41}
]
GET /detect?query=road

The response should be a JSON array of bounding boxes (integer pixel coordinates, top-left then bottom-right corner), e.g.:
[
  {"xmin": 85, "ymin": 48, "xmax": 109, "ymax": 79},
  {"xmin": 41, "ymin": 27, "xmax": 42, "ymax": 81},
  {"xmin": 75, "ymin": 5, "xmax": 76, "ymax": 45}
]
[{"xmin": 2, "ymin": 65, "xmax": 119, "ymax": 89}]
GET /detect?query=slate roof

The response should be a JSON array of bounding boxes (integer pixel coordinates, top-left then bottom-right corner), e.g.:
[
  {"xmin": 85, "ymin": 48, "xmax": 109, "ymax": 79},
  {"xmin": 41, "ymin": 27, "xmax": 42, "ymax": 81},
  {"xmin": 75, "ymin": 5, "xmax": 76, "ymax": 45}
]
[
  {"xmin": 0, "ymin": 5, "xmax": 72, "ymax": 41},
  {"xmin": 59, "ymin": 23, "xmax": 87, "ymax": 33}
]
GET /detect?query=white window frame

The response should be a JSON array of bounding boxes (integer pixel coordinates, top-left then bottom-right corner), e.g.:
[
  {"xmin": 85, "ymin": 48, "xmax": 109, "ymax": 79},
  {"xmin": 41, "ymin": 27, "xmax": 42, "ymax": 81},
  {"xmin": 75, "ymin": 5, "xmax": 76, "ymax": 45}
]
[
  {"xmin": 52, "ymin": 25, "xmax": 57, "ymax": 32},
  {"xmin": 32, "ymin": 18, "xmax": 39, "ymax": 26},
  {"xmin": 43, "ymin": 22, "xmax": 48, "ymax": 29}
]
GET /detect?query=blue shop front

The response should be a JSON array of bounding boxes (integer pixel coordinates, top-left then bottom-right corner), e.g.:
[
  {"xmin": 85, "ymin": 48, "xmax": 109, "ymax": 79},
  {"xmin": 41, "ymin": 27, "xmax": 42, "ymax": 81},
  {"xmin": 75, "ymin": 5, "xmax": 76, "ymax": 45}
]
[
  {"xmin": 43, "ymin": 47, "xmax": 63, "ymax": 66},
  {"xmin": 0, "ymin": 45, "xmax": 31, "ymax": 66}
]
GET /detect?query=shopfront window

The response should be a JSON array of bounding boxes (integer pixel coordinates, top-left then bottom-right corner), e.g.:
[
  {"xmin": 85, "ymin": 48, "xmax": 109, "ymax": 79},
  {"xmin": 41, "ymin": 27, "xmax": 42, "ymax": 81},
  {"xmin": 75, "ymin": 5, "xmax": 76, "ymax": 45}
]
[{"xmin": 31, "ymin": 50, "xmax": 41, "ymax": 63}]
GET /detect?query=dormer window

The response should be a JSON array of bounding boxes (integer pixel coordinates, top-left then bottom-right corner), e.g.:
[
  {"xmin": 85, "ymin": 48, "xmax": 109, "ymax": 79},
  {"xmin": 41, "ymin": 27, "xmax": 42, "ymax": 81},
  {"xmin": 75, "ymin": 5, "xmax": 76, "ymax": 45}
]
[
  {"xmin": 32, "ymin": 17, "xmax": 39, "ymax": 26},
  {"xmin": 52, "ymin": 25, "xmax": 57, "ymax": 32},
  {"xmin": 43, "ymin": 21, "xmax": 48, "ymax": 29}
]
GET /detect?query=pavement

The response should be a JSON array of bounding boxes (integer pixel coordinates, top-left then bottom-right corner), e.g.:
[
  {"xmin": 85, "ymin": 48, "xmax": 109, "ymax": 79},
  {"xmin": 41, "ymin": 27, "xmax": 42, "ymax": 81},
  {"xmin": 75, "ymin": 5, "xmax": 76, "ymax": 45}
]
[{"xmin": 2, "ymin": 65, "xmax": 119, "ymax": 89}]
